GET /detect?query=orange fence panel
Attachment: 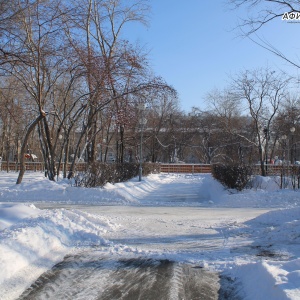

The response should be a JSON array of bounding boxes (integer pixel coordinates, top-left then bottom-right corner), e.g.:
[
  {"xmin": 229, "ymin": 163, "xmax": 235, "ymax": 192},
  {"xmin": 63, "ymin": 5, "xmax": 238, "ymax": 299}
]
[
  {"xmin": 159, "ymin": 164, "xmax": 212, "ymax": 174},
  {"xmin": 0, "ymin": 162, "xmax": 296, "ymax": 176}
]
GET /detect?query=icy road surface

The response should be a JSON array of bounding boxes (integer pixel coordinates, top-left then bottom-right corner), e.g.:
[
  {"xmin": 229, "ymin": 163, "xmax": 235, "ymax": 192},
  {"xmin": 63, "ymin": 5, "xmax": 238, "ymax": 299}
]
[
  {"xmin": 26, "ymin": 175, "xmax": 272, "ymax": 299},
  {"xmin": 19, "ymin": 209, "xmax": 270, "ymax": 299},
  {"xmin": 18, "ymin": 255, "xmax": 224, "ymax": 300}
]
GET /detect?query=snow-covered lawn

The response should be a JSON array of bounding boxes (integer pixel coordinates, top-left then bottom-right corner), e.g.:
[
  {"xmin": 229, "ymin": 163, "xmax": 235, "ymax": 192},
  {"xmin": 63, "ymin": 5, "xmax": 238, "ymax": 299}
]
[{"xmin": 1, "ymin": 172, "xmax": 300, "ymax": 299}]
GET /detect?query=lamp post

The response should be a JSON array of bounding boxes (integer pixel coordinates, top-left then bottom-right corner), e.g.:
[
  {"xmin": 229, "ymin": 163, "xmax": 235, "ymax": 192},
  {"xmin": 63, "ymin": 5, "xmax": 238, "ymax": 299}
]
[
  {"xmin": 138, "ymin": 103, "xmax": 147, "ymax": 181},
  {"xmin": 290, "ymin": 126, "xmax": 295, "ymax": 164},
  {"xmin": 57, "ymin": 134, "xmax": 63, "ymax": 180},
  {"xmin": 58, "ymin": 134, "xmax": 63, "ymax": 162},
  {"xmin": 98, "ymin": 138, "xmax": 106, "ymax": 162},
  {"xmin": 282, "ymin": 134, "xmax": 289, "ymax": 161},
  {"xmin": 281, "ymin": 134, "xmax": 288, "ymax": 189},
  {"xmin": 263, "ymin": 128, "xmax": 269, "ymax": 175}
]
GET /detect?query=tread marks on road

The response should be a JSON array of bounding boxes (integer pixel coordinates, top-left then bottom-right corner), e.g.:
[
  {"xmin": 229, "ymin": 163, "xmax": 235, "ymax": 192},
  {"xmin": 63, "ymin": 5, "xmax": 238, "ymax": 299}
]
[
  {"xmin": 99, "ymin": 258, "xmax": 173, "ymax": 300},
  {"xmin": 169, "ymin": 262, "xmax": 184, "ymax": 299},
  {"xmin": 176, "ymin": 264, "xmax": 220, "ymax": 300},
  {"xmin": 17, "ymin": 252, "xmax": 108, "ymax": 300},
  {"xmin": 17, "ymin": 253, "xmax": 237, "ymax": 300}
]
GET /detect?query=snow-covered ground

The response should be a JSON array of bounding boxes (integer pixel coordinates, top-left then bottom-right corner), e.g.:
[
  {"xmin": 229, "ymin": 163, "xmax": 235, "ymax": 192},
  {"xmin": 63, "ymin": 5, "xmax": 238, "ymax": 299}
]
[{"xmin": 1, "ymin": 172, "xmax": 300, "ymax": 299}]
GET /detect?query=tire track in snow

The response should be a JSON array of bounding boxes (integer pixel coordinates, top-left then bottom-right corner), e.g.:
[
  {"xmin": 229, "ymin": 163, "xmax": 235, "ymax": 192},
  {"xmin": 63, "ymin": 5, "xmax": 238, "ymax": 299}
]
[{"xmin": 17, "ymin": 252, "xmax": 237, "ymax": 300}]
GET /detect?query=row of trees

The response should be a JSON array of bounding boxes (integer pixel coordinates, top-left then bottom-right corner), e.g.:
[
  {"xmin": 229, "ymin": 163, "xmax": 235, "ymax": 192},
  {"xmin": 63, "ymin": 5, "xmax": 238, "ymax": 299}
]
[
  {"xmin": 1, "ymin": 0, "xmax": 300, "ymax": 182},
  {"xmin": 1, "ymin": 66, "xmax": 299, "ymax": 175},
  {"xmin": 226, "ymin": 0, "xmax": 300, "ymax": 175},
  {"xmin": 0, "ymin": 0, "xmax": 176, "ymax": 183}
]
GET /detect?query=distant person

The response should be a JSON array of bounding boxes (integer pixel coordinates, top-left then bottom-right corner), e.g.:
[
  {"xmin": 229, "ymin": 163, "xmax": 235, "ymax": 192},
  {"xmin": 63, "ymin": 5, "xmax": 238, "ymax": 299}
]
[{"xmin": 274, "ymin": 158, "xmax": 282, "ymax": 165}]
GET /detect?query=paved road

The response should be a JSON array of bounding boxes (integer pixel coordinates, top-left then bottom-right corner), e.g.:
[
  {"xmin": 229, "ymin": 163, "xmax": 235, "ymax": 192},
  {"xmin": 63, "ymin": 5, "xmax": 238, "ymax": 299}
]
[
  {"xmin": 37, "ymin": 204, "xmax": 271, "ymax": 253},
  {"xmin": 24, "ymin": 205, "xmax": 270, "ymax": 300},
  {"xmin": 18, "ymin": 254, "xmax": 231, "ymax": 300},
  {"xmin": 28, "ymin": 175, "xmax": 271, "ymax": 300}
]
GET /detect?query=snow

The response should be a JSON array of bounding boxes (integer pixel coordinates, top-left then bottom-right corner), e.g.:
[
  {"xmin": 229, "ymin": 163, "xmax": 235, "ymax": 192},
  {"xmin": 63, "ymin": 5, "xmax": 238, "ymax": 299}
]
[{"xmin": 1, "ymin": 171, "xmax": 300, "ymax": 299}]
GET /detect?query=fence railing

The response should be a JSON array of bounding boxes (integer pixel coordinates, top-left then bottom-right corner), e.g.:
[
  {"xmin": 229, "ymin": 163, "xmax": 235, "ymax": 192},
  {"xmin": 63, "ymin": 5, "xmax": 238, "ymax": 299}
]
[
  {"xmin": 159, "ymin": 164, "xmax": 211, "ymax": 174},
  {"xmin": 0, "ymin": 161, "xmax": 298, "ymax": 176},
  {"xmin": 0, "ymin": 162, "xmax": 87, "ymax": 172},
  {"xmin": 0, "ymin": 162, "xmax": 211, "ymax": 173},
  {"xmin": 159, "ymin": 164, "xmax": 298, "ymax": 175}
]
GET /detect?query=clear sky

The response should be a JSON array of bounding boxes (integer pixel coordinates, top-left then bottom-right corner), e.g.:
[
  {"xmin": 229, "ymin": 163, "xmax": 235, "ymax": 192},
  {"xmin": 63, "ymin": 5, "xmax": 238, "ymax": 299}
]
[{"xmin": 125, "ymin": 0, "xmax": 300, "ymax": 112}]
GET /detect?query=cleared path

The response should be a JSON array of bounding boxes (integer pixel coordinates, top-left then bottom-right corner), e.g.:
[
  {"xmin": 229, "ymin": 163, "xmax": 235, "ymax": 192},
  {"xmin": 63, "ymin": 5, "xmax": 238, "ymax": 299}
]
[
  {"xmin": 30, "ymin": 175, "xmax": 272, "ymax": 300},
  {"xmin": 18, "ymin": 255, "xmax": 227, "ymax": 300}
]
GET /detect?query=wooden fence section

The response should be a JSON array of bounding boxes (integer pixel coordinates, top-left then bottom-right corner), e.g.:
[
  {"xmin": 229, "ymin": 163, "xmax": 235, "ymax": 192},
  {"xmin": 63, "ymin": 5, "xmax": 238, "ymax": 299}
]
[
  {"xmin": 0, "ymin": 162, "xmax": 212, "ymax": 173},
  {"xmin": 0, "ymin": 162, "xmax": 87, "ymax": 172},
  {"xmin": 0, "ymin": 161, "xmax": 297, "ymax": 175},
  {"xmin": 160, "ymin": 164, "xmax": 300, "ymax": 175},
  {"xmin": 251, "ymin": 164, "xmax": 299, "ymax": 176},
  {"xmin": 0, "ymin": 162, "xmax": 43, "ymax": 172},
  {"xmin": 159, "ymin": 164, "xmax": 211, "ymax": 174}
]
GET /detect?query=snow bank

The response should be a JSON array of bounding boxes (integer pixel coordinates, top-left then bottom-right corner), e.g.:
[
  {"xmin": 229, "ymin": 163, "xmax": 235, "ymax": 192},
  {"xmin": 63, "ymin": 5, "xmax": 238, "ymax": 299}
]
[
  {"xmin": 231, "ymin": 259, "xmax": 300, "ymax": 300},
  {"xmin": 0, "ymin": 172, "xmax": 171, "ymax": 205},
  {"xmin": 213, "ymin": 175, "xmax": 300, "ymax": 208},
  {"xmin": 0, "ymin": 204, "xmax": 113, "ymax": 300},
  {"xmin": 197, "ymin": 174, "xmax": 225, "ymax": 202},
  {"xmin": 221, "ymin": 205, "xmax": 300, "ymax": 299},
  {"xmin": 0, "ymin": 203, "xmax": 40, "ymax": 230}
]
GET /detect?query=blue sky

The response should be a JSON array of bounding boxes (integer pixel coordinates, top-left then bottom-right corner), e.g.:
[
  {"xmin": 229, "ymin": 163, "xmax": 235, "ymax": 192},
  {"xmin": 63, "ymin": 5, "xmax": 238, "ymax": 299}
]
[{"xmin": 125, "ymin": 0, "xmax": 300, "ymax": 112}]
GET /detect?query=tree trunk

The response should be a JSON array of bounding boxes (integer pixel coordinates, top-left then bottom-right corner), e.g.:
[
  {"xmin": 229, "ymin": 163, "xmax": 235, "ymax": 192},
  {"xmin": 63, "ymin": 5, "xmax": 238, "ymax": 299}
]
[
  {"xmin": 67, "ymin": 126, "xmax": 87, "ymax": 179},
  {"xmin": 120, "ymin": 126, "xmax": 124, "ymax": 163},
  {"xmin": 42, "ymin": 118, "xmax": 56, "ymax": 181},
  {"xmin": 63, "ymin": 137, "xmax": 70, "ymax": 178},
  {"xmin": 16, "ymin": 113, "xmax": 46, "ymax": 184}
]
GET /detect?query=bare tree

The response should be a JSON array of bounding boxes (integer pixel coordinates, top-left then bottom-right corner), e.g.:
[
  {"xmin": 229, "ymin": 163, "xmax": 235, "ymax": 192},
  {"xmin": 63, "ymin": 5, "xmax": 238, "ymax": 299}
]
[
  {"xmin": 273, "ymin": 93, "xmax": 300, "ymax": 162},
  {"xmin": 65, "ymin": 0, "xmax": 150, "ymax": 164},
  {"xmin": 206, "ymin": 88, "xmax": 243, "ymax": 131},
  {"xmin": 0, "ymin": 78, "xmax": 26, "ymax": 164},
  {"xmin": 229, "ymin": 0, "xmax": 300, "ymax": 68},
  {"xmin": 0, "ymin": 0, "xmax": 89, "ymax": 183},
  {"xmin": 231, "ymin": 68, "xmax": 291, "ymax": 175},
  {"xmin": 0, "ymin": 0, "xmax": 178, "ymax": 182},
  {"xmin": 205, "ymin": 88, "xmax": 257, "ymax": 164},
  {"xmin": 229, "ymin": 0, "xmax": 300, "ymax": 33}
]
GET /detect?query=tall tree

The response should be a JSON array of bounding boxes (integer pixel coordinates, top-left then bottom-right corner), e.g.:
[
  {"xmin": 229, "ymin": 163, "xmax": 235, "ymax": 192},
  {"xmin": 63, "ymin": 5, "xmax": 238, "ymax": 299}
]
[
  {"xmin": 66, "ymin": 0, "xmax": 150, "ymax": 164},
  {"xmin": 141, "ymin": 90, "xmax": 179, "ymax": 163},
  {"xmin": 231, "ymin": 68, "xmax": 291, "ymax": 175},
  {"xmin": 0, "ymin": 0, "xmax": 79, "ymax": 183}
]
